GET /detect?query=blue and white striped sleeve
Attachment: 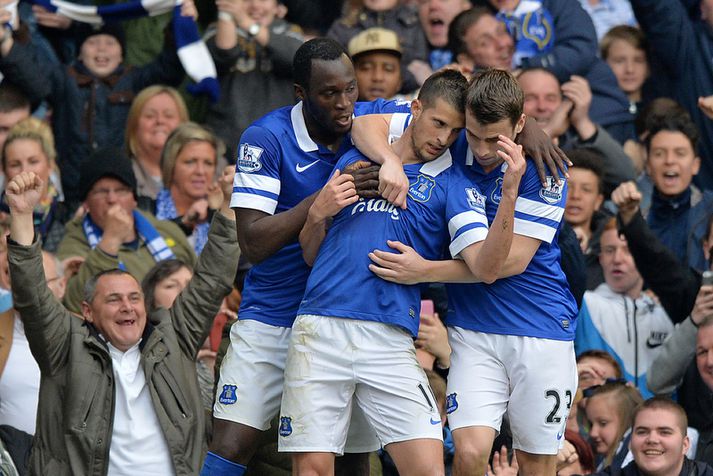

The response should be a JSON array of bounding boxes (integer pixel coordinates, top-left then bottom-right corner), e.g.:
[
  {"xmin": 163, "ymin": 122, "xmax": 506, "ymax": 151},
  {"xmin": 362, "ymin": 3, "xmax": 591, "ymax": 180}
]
[
  {"xmin": 513, "ymin": 168, "xmax": 566, "ymax": 244},
  {"xmin": 446, "ymin": 176, "xmax": 489, "ymax": 258},
  {"xmin": 230, "ymin": 126, "xmax": 281, "ymax": 215}
]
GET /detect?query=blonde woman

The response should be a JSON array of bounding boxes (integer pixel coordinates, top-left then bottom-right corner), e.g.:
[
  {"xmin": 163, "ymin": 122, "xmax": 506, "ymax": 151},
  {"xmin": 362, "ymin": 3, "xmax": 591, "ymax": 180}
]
[
  {"xmin": 1, "ymin": 118, "xmax": 69, "ymax": 251},
  {"xmin": 125, "ymin": 85, "xmax": 189, "ymax": 200},
  {"xmin": 156, "ymin": 122, "xmax": 226, "ymax": 254}
]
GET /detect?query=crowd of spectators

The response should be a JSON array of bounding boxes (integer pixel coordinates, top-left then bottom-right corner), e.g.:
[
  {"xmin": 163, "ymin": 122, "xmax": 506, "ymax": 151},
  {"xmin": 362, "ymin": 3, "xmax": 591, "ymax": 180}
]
[{"xmin": 0, "ymin": 0, "xmax": 711, "ymax": 474}]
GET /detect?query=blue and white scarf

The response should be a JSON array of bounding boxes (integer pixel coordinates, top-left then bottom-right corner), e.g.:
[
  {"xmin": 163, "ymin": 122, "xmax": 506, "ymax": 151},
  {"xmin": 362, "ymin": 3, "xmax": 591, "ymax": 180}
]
[
  {"xmin": 155, "ymin": 187, "xmax": 208, "ymax": 254},
  {"xmin": 82, "ymin": 210, "xmax": 176, "ymax": 269},
  {"xmin": 23, "ymin": 0, "xmax": 219, "ymax": 101}
]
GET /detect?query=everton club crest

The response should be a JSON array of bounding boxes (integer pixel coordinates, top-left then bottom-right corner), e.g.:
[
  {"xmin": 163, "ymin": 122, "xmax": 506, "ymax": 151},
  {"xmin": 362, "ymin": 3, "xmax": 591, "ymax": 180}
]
[
  {"xmin": 408, "ymin": 174, "xmax": 435, "ymax": 202},
  {"xmin": 446, "ymin": 393, "xmax": 459, "ymax": 414},
  {"xmin": 279, "ymin": 416, "xmax": 293, "ymax": 437},
  {"xmin": 219, "ymin": 384, "xmax": 238, "ymax": 405}
]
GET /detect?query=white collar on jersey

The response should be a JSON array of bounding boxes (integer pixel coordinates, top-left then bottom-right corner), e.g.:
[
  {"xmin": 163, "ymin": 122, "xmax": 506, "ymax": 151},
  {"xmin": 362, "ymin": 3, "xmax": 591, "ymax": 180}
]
[
  {"xmin": 290, "ymin": 101, "xmax": 357, "ymax": 153},
  {"xmin": 291, "ymin": 102, "xmax": 319, "ymax": 152},
  {"xmin": 465, "ymin": 148, "xmax": 509, "ymax": 172},
  {"xmin": 419, "ymin": 149, "xmax": 453, "ymax": 177}
]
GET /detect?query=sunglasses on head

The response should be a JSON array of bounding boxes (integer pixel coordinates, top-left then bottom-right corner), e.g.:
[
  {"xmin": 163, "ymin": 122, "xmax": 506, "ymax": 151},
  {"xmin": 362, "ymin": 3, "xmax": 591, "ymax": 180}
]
[{"xmin": 582, "ymin": 377, "xmax": 628, "ymax": 398}]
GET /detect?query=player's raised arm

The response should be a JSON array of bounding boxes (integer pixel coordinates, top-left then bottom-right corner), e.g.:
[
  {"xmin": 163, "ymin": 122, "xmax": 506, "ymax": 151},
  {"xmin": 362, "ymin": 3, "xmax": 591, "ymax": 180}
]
[
  {"xmin": 351, "ymin": 113, "xmax": 409, "ymax": 208},
  {"xmin": 459, "ymin": 136, "xmax": 525, "ymax": 281},
  {"xmin": 299, "ymin": 170, "xmax": 358, "ymax": 266}
]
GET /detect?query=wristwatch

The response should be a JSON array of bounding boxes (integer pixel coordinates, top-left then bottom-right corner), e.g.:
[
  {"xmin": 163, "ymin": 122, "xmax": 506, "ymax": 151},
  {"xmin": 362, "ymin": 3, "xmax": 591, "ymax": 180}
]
[{"xmin": 247, "ymin": 23, "xmax": 261, "ymax": 37}]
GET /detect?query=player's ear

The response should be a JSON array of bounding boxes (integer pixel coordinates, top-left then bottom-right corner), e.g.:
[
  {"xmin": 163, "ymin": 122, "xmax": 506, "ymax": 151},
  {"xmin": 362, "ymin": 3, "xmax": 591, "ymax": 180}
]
[
  {"xmin": 514, "ymin": 113, "xmax": 526, "ymax": 135},
  {"xmin": 294, "ymin": 83, "xmax": 306, "ymax": 102},
  {"xmin": 411, "ymin": 99, "xmax": 423, "ymax": 120}
]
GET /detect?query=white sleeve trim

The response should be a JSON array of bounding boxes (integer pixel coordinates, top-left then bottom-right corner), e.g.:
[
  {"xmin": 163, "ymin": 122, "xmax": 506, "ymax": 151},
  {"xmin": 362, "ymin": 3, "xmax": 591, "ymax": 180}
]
[
  {"xmin": 514, "ymin": 218, "xmax": 556, "ymax": 243},
  {"xmin": 234, "ymin": 173, "xmax": 281, "ymax": 195},
  {"xmin": 448, "ymin": 210, "xmax": 488, "ymax": 240},
  {"xmin": 230, "ymin": 192, "xmax": 277, "ymax": 215},
  {"xmin": 449, "ymin": 227, "xmax": 488, "ymax": 258},
  {"xmin": 515, "ymin": 197, "xmax": 564, "ymax": 221}
]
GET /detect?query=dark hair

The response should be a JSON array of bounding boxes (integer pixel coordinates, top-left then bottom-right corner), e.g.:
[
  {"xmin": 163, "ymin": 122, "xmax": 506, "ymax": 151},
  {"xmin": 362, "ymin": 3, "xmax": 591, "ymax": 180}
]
[
  {"xmin": 448, "ymin": 7, "xmax": 493, "ymax": 58},
  {"xmin": 576, "ymin": 349, "xmax": 623, "ymax": 378},
  {"xmin": 467, "ymin": 69, "xmax": 523, "ymax": 126},
  {"xmin": 635, "ymin": 97, "xmax": 688, "ymax": 139},
  {"xmin": 0, "ymin": 83, "xmax": 30, "ymax": 114},
  {"xmin": 600, "ymin": 25, "xmax": 648, "ymax": 60},
  {"xmin": 293, "ymin": 38, "xmax": 349, "ymax": 90},
  {"xmin": 418, "ymin": 69, "xmax": 468, "ymax": 114},
  {"xmin": 141, "ymin": 259, "xmax": 192, "ymax": 311},
  {"xmin": 632, "ymin": 396, "xmax": 688, "ymax": 436},
  {"xmin": 645, "ymin": 113, "xmax": 699, "ymax": 154},
  {"xmin": 83, "ymin": 268, "xmax": 138, "ymax": 303},
  {"xmin": 565, "ymin": 148, "xmax": 605, "ymax": 194}
]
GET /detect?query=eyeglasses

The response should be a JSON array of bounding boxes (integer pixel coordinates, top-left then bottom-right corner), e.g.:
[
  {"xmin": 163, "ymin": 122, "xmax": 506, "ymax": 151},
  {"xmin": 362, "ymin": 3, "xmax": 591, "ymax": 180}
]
[
  {"xmin": 89, "ymin": 186, "xmax": 132, "ymax": 199},
  {"xmin": 582, "ymin": 377, "xmax": 628, "ymax": 398}
]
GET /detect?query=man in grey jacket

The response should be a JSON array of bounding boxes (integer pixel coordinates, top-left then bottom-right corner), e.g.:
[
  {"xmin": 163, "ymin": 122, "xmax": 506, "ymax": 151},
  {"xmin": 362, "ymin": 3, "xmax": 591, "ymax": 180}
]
[
  {"xmin": 647, "ymin": 287, "xmax": 713, "ymax": 466},
  {"xmin": 5, "ymin": 170, "xmax": 240, "ymax": 476}
]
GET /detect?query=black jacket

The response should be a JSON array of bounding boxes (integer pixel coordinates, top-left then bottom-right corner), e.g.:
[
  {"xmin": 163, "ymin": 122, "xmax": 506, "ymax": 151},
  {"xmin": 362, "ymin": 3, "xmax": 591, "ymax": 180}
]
[
  {"xmin": 593, "ymin": 458, "xmax": 713, "ymax": 476},
  {"xmin": 617, "ymin": 212, "xmax": 701, "ymax": 324}
]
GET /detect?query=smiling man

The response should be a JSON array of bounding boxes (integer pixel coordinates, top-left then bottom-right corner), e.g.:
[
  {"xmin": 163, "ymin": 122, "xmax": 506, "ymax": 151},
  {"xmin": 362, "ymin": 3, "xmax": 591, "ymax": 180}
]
[
  {"xmin": 591, "ymin": 397, "xmax": 713, "ymax": 476},
  {"xmin": 4, "ymin": 169, "xmax": 240, "ymax": 476}
]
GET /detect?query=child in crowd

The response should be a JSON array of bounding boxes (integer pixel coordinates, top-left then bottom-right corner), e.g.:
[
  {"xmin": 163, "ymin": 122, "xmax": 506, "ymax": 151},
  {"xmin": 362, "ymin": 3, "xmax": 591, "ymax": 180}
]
[
  {"xmin": 585, "ymin": 382, "xmax": 643, "ymax": 471},
  {"xmin": 600, "ymin": 25, "xmax": 649, "ymax": 117}
]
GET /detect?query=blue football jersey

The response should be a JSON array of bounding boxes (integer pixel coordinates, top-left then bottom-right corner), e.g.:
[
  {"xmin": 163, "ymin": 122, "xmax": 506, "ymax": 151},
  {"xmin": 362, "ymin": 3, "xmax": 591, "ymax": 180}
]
[
  {"xmin": 230, "ymin": 99, "xmax": 410, "ymax": 327},
  {"xmin": 298, "ymin": 149, "xmax": 489, "ymax": 337},
  {"xmin": 445, "ymin": 134, "xmax": 578, "ymax": 340}
]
